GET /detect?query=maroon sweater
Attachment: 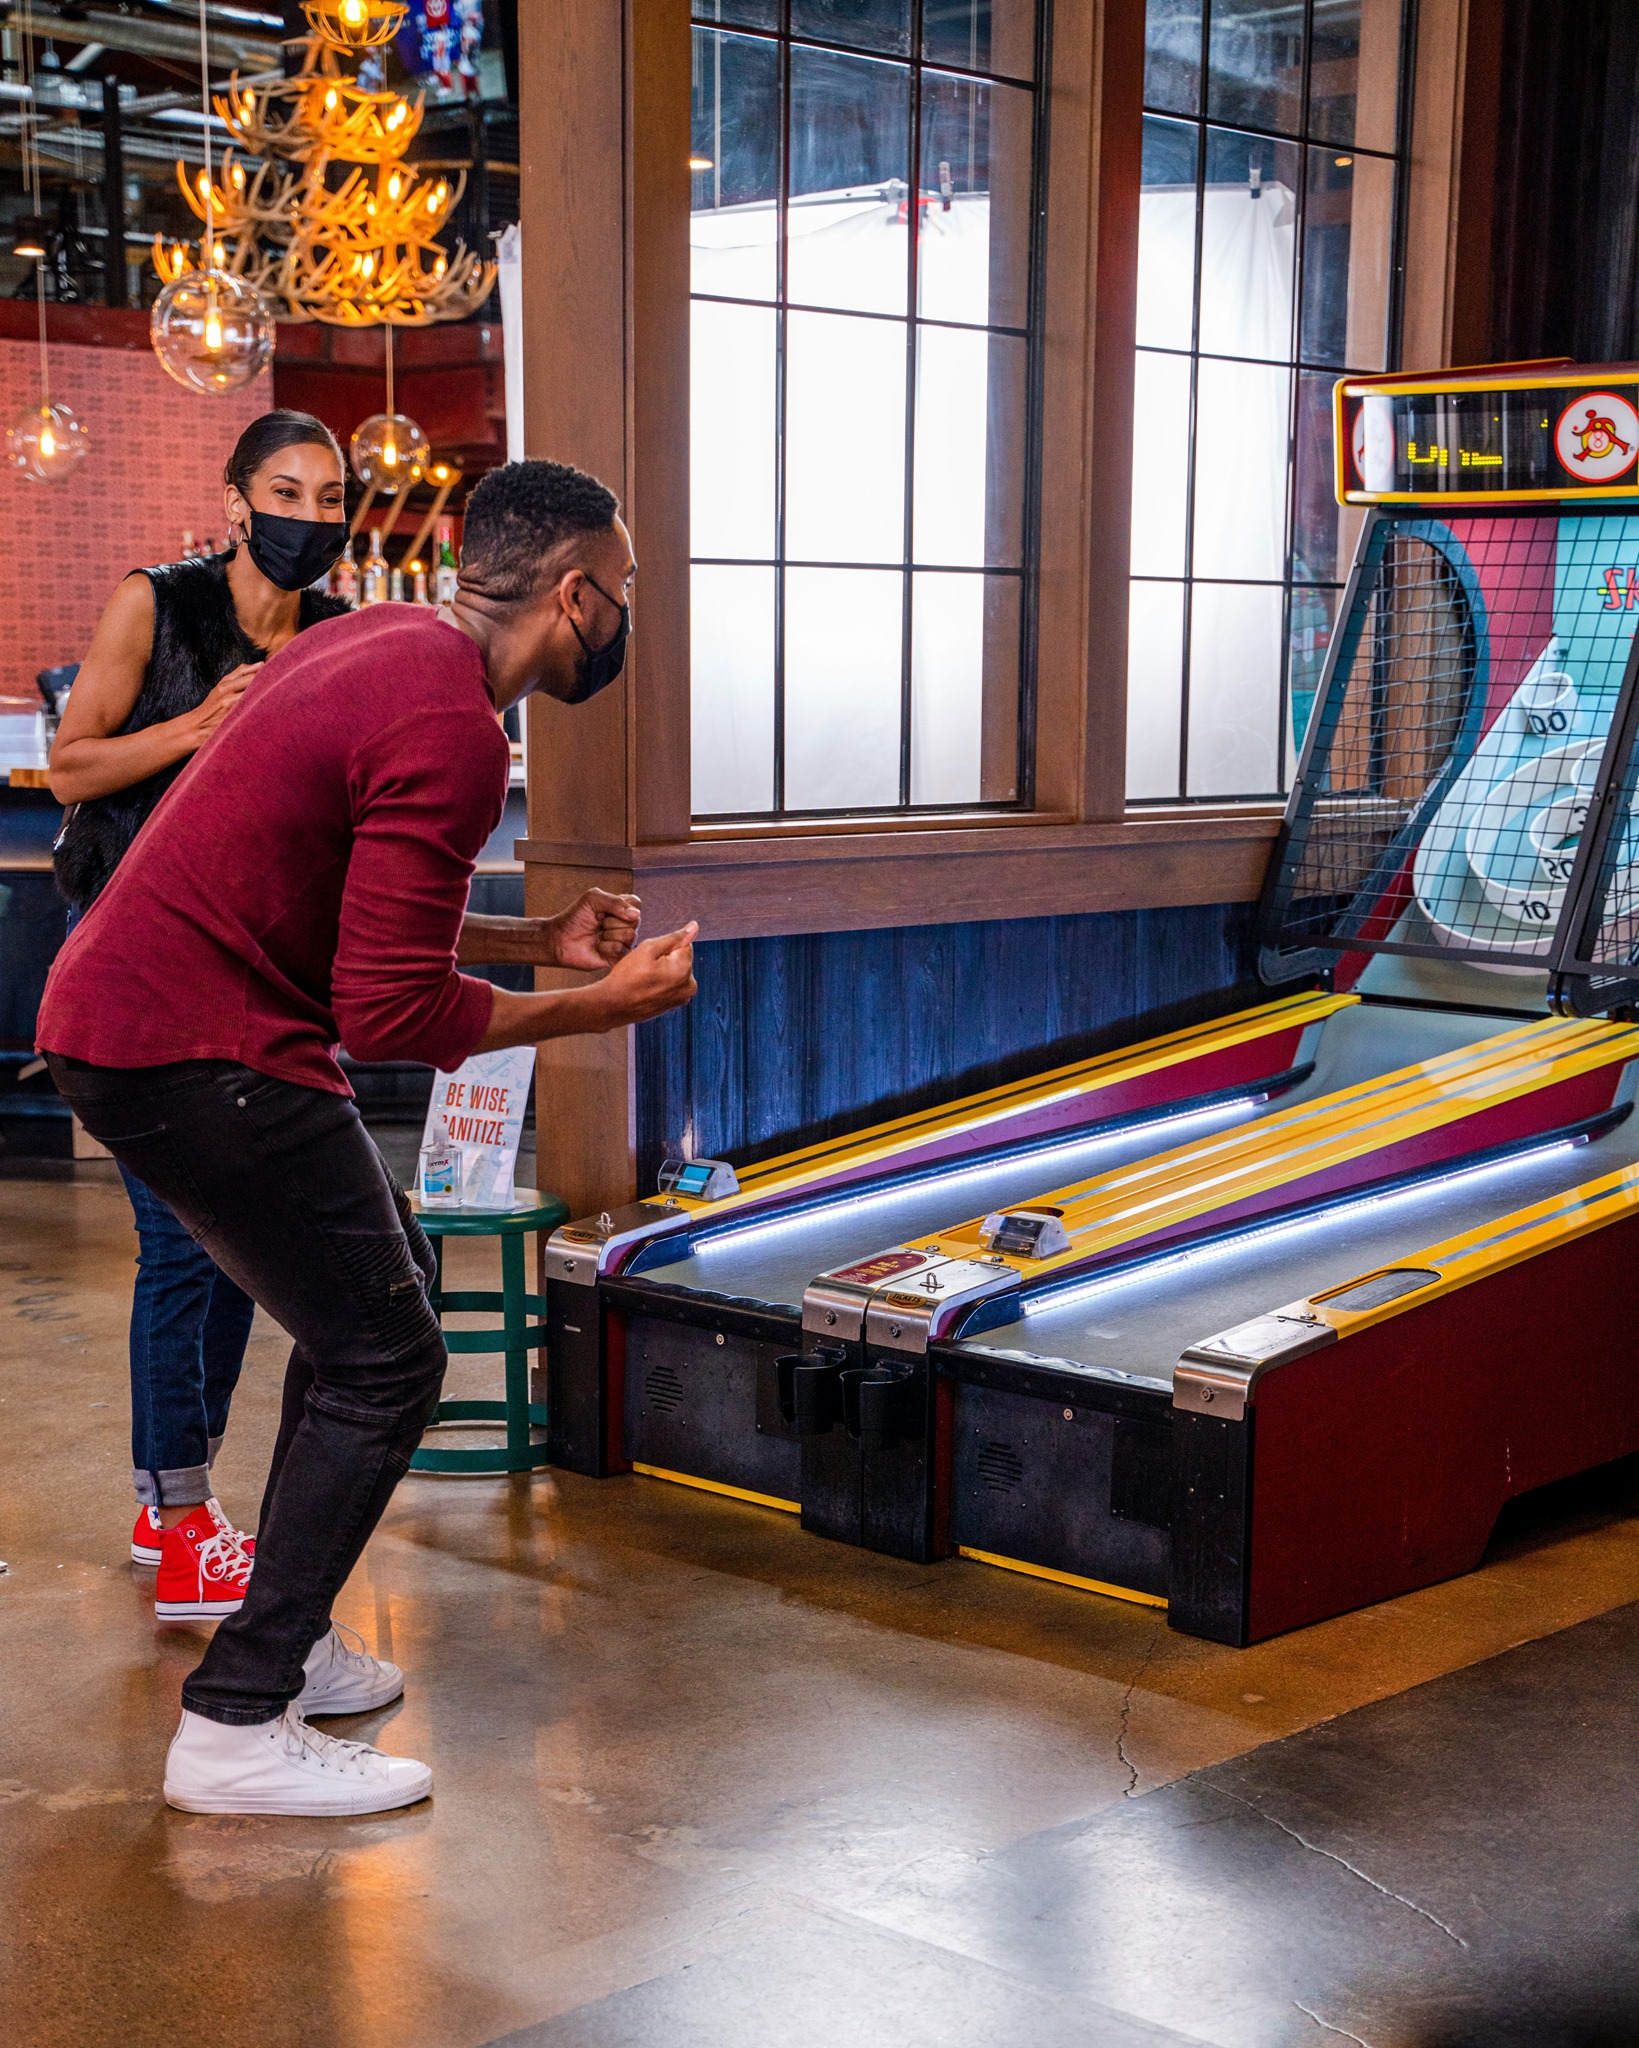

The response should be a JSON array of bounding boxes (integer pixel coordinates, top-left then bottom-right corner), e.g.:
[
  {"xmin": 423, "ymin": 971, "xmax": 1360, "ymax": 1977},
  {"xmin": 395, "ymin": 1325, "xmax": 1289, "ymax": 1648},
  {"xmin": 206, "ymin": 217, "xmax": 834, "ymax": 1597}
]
[{"xmin": 39, "ymin": 605, "xmax": 508, "ymax": 1095}]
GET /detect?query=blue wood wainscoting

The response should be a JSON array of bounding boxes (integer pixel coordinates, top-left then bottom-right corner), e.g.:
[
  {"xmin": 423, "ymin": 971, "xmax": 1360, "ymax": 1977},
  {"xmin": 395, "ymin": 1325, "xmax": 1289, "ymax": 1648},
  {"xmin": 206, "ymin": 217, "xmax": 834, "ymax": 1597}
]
[{"xmin": 633, "ymin": 900, "xmax": 1263, "ymax": 1192}]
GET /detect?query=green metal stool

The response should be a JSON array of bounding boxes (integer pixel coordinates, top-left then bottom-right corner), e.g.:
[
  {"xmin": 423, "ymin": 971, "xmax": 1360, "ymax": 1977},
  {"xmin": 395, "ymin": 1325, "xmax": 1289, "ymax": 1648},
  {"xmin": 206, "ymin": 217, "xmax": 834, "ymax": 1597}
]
[{"xmin": 409, "ymin": 1188, "xmax": 570, "ymax": 1475}]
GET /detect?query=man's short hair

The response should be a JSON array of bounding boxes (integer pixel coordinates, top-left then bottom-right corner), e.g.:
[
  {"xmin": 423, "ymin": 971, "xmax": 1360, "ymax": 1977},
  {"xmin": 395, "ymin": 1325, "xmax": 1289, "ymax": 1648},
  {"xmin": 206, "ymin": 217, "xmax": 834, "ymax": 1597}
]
[{"xmin": 459, "ymin": 460, "xmax": 619, "ymax": 602}]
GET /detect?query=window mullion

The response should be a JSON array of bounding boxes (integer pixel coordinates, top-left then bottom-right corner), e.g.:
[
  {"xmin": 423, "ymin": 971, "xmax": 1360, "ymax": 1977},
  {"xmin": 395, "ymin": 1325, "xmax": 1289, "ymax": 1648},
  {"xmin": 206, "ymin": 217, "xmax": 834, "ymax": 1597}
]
[{"xmin": 900, "ymin": 7, "xmax": 925, "ymax": 808}]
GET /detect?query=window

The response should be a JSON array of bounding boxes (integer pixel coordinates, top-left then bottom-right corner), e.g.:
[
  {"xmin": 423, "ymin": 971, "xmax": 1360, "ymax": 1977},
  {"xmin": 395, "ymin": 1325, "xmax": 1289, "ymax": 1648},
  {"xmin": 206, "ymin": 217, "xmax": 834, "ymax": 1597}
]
[
  {"xmin": 688, "ymin": 0, "xmax": 1043, "ymax": 819},
  {"xmin": 1126, "ymin": 0, "xmax": 1409, "ymax": 802}
]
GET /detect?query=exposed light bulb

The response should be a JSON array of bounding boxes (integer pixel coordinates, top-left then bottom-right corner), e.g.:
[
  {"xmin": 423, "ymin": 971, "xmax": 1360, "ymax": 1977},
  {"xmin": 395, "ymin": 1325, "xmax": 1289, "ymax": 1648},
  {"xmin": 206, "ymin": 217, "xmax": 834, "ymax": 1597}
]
[
  {"xmin": 342, "ymin": 0, "xmax": 364, "ymax": 19},
  {"xmin": 7, "ymin": 401, "xmax": 88, "ymax": 482},
  {"xmin": 324, "ymin": 87, "xmax": 338, "ymax": 109},
  {"xmin": 349, "ymin": 412, "xmax": 427, "ymax": 494},
  {"xmin": 150, "ymin": 269, "xmax": 273, "ymax": 395}
]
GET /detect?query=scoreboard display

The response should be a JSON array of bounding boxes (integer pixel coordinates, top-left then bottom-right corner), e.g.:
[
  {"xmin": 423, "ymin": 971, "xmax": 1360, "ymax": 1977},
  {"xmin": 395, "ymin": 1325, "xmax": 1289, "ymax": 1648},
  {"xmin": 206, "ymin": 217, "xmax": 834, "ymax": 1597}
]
[{"xmin": 1335, "ymin": 364, "xmax": 1639, "ymax": 504}]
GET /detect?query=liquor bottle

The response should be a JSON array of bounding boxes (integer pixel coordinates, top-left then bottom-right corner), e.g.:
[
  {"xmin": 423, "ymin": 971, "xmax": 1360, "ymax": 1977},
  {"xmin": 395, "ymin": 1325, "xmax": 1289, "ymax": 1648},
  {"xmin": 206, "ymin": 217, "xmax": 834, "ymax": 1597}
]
[
  {"xmin": 410, "ymin": 561, "xmax": 429, "ymax": 604},
  {"xmin": 389, "ymin": 566, "xmax": 405, "ymax": 602},
  {"xmin": 332, "ymin": 538, "xmax": 360, "ymax": 608},
  {"xmin": 435, "ymin": 518, "xmax": 459, "ymax": 605},
  {"xmin": 362, "ymin": 527, "xmax": 389, "ymax": 605},
  {"xmin": 180, "ymin": 529, "xmax": 196, "ymax": 560}
]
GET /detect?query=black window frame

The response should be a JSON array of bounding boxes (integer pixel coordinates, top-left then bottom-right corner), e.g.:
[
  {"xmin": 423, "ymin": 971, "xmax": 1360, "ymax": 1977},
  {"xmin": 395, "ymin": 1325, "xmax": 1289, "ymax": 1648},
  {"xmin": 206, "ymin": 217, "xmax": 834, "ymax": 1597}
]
[
  {"xmin": 687, "ymin": 0, "xmax": 1054, "ymax": 821},
  {"xmin": 1127, "ymin": 0, "xmax": 1420, "ymax": 807}
]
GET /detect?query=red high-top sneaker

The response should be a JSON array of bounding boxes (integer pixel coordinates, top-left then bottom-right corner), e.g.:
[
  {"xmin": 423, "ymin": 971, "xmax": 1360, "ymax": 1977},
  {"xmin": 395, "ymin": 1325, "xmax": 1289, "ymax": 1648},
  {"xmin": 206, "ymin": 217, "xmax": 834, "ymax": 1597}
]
[
  {"xmin": 205, "ymin": 1498, "xmax": 256, "ymax": 1558},
  {"xmin": 154, "ymin": 1504, "xmax": 254, "ymax": 1619},
  {"xmin": 131, "ymin": 1505, "xmax": 164, "ymax": 1566},
  {"xmin": 132, "ymin": 1500, "xmax": 255, "ymax": 1569}
]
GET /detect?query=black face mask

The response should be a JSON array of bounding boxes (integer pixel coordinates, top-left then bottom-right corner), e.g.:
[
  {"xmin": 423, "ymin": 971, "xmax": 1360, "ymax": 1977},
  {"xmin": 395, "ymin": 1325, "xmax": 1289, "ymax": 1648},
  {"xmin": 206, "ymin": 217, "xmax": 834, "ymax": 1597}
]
[
  {"xmin": 564, "ymin": 572, "xmax": 631, "ymax": 703},
  {"xmin": 242, "ymin": 508, "xmax": 350, "ymax": 592}
]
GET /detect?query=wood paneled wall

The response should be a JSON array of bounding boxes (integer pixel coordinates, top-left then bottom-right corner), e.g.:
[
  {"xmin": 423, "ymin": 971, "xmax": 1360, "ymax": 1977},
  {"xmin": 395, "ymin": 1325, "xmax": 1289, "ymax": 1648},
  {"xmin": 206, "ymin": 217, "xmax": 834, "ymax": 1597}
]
[{"xmin": 631, "ymin": 899, "xmax": 1259, "ymax": 1190}]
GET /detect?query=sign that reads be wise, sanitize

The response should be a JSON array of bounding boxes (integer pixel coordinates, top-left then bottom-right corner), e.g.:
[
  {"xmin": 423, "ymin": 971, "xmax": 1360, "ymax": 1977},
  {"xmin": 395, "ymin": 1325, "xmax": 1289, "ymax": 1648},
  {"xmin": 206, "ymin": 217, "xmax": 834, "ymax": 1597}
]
[{"xmin": 419, "ymin": 1045, "xmax": 536, "ymax": 1208}]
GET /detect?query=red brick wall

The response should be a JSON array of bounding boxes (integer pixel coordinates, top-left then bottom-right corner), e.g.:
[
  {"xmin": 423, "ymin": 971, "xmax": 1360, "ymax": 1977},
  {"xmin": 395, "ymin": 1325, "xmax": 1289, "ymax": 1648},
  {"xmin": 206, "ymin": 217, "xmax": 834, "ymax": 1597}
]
[{"xmin": 0, "ymin": 336, "xmax": 266, "ymax": 705}]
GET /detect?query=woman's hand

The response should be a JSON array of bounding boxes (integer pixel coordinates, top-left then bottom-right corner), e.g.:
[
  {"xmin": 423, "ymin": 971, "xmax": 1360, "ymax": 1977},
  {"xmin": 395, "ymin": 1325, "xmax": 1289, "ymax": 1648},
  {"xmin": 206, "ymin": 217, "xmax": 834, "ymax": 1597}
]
[
  {"xmin": 51, "ymin": 577, "xmax": 264, "ymax": 804},
  {"xmin": 187, "ymin": 662, "xmax": 261, "ymax": 746}
]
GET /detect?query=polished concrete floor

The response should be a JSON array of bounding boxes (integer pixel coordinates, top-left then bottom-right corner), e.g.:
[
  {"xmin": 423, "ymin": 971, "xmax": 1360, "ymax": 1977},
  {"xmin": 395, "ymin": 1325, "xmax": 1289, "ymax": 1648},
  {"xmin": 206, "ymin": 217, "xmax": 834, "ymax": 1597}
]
[{"xmin": 5, "ymin": 1165, "xmax": 1639, "ymax": 2046}]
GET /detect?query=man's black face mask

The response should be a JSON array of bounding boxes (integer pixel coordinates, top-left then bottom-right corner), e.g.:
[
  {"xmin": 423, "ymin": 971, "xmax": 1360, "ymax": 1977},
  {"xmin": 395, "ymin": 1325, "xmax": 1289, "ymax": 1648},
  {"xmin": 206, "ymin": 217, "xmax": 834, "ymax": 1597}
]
[
  {"xmin": 564, "ymin": 572, "xmax": 630, "ymax": 703},
  {"xmin": 243, "ymin": 509, "xmax": 349, "ymax": 593}
]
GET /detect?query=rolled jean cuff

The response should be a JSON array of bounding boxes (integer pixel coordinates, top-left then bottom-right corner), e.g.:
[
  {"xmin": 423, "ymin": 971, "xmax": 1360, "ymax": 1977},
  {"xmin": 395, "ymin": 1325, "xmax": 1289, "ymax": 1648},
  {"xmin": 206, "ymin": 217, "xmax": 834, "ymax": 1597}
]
[
  {"xmin": 207, "ymin": 1434, "xmax": 224, "ymax": 1468},
  {"xmin": 134, "ymin": 1464, "xmax": 214, "ymax": 1509},
  {"xmin": 178, "ymin": 1689, "xmax": 289, "ymax": 1727}
]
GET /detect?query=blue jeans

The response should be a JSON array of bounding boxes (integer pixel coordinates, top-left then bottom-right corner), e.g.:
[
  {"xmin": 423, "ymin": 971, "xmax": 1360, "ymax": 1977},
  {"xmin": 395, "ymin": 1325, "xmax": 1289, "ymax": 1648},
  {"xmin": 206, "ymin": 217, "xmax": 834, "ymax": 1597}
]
[
  {"xmin": 120, "ymin": 1162, "xmax": 257, "ymax": 1508},
  {"xmin": 64, "ymin": 902, "xmax": 257, "ymax": 1508}
]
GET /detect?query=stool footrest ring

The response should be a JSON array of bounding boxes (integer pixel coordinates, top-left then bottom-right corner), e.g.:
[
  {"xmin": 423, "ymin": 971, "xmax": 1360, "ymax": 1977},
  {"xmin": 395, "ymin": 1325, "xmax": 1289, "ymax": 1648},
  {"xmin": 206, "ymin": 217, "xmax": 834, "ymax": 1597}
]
[
  {"xmin": 440, "ymin": 1323, "xmax": 548, "ymax": 1355},
  {"xmin": 411, "ymin": 1398, "xmax": 550, "ymax": 1474}
]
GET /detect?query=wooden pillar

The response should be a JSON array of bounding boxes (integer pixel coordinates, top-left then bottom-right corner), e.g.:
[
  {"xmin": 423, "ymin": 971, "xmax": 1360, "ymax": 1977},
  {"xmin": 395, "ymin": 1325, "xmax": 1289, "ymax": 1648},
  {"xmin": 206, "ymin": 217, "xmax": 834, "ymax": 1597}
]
[
  {"xmin": 518, "ymin": 0, "xmax": 692, "ymax": 1214},
  {"xmin": 1070, "ymin": 0, "xmax": 1145, "ymax": 823}
]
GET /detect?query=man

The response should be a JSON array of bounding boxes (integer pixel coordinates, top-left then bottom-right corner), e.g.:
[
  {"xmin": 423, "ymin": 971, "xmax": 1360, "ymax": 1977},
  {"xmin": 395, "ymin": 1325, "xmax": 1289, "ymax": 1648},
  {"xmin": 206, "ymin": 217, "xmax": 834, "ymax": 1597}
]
[{"xmin": 39, "ymin": 460, "xmax": 696, "ymax": 1817}]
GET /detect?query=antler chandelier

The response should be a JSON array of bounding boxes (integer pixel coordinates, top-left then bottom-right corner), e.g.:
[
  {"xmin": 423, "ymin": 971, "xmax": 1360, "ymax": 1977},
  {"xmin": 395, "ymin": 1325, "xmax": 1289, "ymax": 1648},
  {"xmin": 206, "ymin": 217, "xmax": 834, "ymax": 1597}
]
[{"xmin": 154, "ymin": 0, "xmax": 496, "ymax": 327}]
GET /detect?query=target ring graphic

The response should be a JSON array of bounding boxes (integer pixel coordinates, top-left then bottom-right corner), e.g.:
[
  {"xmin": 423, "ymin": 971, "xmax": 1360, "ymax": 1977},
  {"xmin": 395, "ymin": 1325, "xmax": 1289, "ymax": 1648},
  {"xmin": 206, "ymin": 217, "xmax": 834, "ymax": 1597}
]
[{"xmin": 1554, "ymin": 393, "xmax": 1639, "ymax": 483}]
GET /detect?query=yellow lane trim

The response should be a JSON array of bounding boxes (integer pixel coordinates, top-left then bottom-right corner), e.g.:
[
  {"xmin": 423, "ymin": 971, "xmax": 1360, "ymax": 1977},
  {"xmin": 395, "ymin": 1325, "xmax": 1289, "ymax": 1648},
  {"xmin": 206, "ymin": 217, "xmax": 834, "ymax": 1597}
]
[
  {"xmin": 957, "ymin": 1546, "xmax": 1169, "ymax": 1608},
  {"xmin": 920, "ymin": 1018, "xmax": 1639, "ymax": 1283},
  {"xmin": 658, "ymin": 989, "xmax": 1355, "ymax": 1224},
  {"xmin": 1344, "ymin": 486, "xmax": 1639, "ymax": 506},
  {"xmin": 1304, "ymin": 1160, "xmax": 1639, "ymax": 1343},
  {"xmin": 1340, "ymin": 369, "xmax": 1639, "ymax": 397},
  {"xmin": 630, "ymin": 1463, "xmax": 801, "ymax": 1515}
]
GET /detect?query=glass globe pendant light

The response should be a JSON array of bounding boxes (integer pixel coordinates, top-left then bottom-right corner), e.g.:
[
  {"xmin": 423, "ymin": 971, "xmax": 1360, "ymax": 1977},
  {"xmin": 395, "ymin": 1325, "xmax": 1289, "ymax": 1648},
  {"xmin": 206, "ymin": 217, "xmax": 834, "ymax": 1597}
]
[
  {"xmin": 5, "ymin": 0, "xmax": 86, "ymax": 483},
  {"xmin": 151, "ymin": 265, "xmax": 275, "ymax": 394},
  {"xmin": 150, "ymin": 0, "xmax": 276, "ymax": 396},
  {"xmin": 7, "ymin": 400, "xmax": 89, "ymax": 483},
  {"xmin": 349, "ymin": 324, "xmax": 427, "ymax": 493},
  {"xmin": 350, "ymin": 410, "xmax": 429, "ymax": 492}
]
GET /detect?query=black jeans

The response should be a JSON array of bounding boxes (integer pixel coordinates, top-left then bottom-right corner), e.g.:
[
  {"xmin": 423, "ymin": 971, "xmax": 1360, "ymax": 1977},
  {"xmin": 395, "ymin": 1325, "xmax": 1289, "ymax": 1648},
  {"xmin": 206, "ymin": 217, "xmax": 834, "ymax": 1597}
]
[{"xmin": 48, "ymin": 1055, "xmax": 446, "ymax": 1725}]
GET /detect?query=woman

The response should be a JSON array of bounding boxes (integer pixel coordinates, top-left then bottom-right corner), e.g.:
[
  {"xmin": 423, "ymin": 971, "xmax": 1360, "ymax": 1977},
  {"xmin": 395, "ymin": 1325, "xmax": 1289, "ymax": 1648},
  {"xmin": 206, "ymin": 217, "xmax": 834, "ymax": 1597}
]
[{"xmin": 51, "ymin": 409, "xmax": 352, "ymax": 1623}]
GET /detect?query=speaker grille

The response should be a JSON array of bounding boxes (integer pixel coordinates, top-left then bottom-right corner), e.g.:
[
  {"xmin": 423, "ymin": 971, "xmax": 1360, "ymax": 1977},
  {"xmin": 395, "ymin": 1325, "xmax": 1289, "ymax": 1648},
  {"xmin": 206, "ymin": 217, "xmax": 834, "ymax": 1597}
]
[
  {"xmin": 645, "ymin": 1362, "xmax": 684, "ymax": 1415},
  {"xmin": 977, "ymin": 1440, "xmax": 1024, "ymax": 1492}
]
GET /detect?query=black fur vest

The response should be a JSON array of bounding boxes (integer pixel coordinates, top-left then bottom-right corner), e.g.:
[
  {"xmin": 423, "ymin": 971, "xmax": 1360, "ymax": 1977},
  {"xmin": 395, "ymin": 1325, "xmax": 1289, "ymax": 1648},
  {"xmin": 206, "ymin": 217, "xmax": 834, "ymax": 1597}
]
[{"xmin": 54, "ymin": 552, "xmax": 349, "ymax": 912}]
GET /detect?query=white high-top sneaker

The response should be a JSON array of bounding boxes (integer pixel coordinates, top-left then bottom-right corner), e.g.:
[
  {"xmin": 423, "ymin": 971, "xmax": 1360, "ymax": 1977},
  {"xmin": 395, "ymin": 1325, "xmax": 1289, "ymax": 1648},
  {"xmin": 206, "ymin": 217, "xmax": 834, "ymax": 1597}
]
[
  {"xmin": 298, "ymin": 1623, "xmax": 404, "ymax": 1716},
  {"xmin": 164, "ymin": 1706, "xmax": 432, "ymax": 1816}
]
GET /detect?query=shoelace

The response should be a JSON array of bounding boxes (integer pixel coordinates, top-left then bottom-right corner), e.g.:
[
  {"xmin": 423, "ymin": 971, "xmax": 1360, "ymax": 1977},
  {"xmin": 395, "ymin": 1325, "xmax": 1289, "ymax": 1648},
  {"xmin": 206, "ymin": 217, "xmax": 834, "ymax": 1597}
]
[
  {"xmin": 325, "ymin": 1620, "xmax": 379, "ymax": 1671},
  {"xmin": 194, "ymin": 1528, "xmax": 253, "ymax": 1590},
  {"xmin": 276, "ymin": 1705, "xmax": 380, "ymax": 1778},
  {"xmin": 205, "ymin": 1499, "xmax": 253, "ymax": 1552}
]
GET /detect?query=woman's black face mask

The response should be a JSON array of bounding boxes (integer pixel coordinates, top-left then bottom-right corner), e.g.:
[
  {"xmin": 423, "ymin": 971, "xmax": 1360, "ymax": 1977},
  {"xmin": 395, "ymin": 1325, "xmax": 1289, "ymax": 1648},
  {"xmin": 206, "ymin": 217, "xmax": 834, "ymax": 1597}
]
[
  {"xmin": 242, "ymin": 508, "xmax": 350, "ymax": 592},
  {"xmin": 565, "ymin": 572, "xmax": 631, "ymax": 702}
]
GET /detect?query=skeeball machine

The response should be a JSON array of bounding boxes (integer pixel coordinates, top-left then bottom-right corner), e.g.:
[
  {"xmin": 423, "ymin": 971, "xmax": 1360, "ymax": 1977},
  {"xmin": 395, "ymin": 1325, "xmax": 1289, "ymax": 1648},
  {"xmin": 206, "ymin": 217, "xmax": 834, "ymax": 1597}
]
[
  {"xmin": 544, "ymin": 361, "xmax": 1639, "ymax": 1643},
  {"xmin": 805, "ymin": 359, "xmax": 1639, "ymax": 1640}
]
